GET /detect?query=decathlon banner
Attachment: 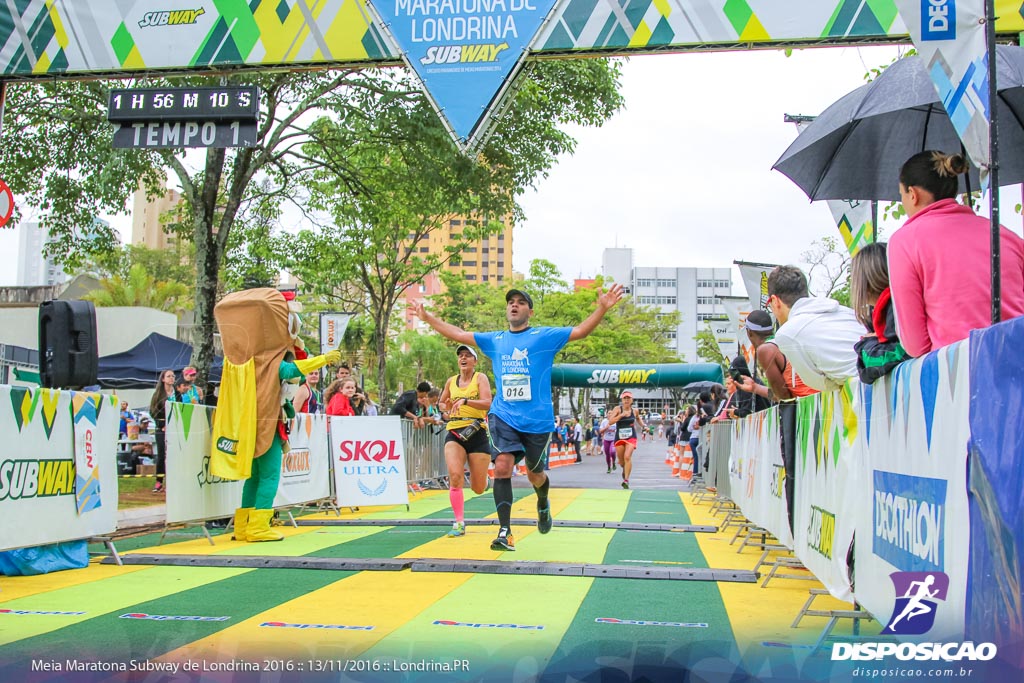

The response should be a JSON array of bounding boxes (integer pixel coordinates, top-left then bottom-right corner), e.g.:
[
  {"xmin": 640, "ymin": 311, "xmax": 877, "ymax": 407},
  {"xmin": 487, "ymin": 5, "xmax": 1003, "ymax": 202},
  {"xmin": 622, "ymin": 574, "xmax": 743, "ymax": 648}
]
[
  {"xmin": 894, "ymin": 0, "xmax": 992, "ymax": 188},
  {"xmin": 793, "ymin": 384, "xmax": 863, "ymax": 602},
  {"xmin": 166, "ymin": 402, "xmax": 243, "ymax": 524},
  {"xmin": 368, "ymin": 0, "xmax": 558, "ymax": 150},
  {"xmin": 329, "ymin": 416, "xmax": 409, "ymax": 507},
  {"xmin": 855, "ymin": 342, "xmax": 972, "ymax": 641},
  {"xmin": 729, "ymin": 407, "xmax": 793, "ymax": 548},
  {"xmin": 273, "ymin": 413, "xmax": 331, "ymax": 508},
  {"xmin": 0, "ymin": 387, "xmax": 118, "ymax": 552}
]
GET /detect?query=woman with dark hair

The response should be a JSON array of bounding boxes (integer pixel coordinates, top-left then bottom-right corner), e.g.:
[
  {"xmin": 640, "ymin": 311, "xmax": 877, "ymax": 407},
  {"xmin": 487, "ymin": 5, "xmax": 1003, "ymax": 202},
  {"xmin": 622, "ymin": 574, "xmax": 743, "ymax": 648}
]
[
  {"xmin": 889, "ymin": 150, "xmax": 1024, "ymax": 356},
  {"xmin": 149, "ymin": 369, "xmax": 175, "ymax": 493},
  {"xmin": 851, "ymin": 242, "xmax": 909, "ymax": 384}
]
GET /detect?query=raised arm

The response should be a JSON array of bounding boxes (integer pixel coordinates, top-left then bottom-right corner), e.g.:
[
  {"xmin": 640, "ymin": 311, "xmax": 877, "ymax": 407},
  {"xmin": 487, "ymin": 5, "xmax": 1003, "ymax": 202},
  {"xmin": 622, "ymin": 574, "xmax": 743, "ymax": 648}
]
[
  {"xmin": 569, "ymin": 284, "xmax": 625, "ymax": 342},
  {"xmin": 410, "ymin": 300, "xmax": 476, "ymax": 346}
]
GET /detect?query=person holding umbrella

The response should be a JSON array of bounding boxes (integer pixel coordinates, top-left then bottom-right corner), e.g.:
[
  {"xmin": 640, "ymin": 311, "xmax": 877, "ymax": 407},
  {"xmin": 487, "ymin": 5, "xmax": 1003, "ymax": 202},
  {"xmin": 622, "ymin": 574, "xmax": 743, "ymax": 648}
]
[{"xmin": 889, "ymin": 151, "xmax": 1024, "ymax": 357}]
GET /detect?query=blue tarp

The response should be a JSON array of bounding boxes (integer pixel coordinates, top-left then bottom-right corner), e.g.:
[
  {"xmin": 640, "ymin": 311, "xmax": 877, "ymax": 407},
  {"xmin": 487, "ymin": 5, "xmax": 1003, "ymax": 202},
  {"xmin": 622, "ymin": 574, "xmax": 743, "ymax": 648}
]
[{"xmin": 97, "ymin": 332, "xmax": 222, "ymax": 388}]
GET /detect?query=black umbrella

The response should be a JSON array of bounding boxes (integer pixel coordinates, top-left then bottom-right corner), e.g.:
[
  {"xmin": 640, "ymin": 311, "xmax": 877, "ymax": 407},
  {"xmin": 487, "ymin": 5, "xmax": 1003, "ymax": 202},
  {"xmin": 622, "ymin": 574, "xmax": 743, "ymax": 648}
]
[
  {"xmin": 681, "ymin": 380, "xmax": 724, "ymax": 396},
  {"xmin": 773, "ymin": 45, "xmax": 1024, "ymax": 202}
]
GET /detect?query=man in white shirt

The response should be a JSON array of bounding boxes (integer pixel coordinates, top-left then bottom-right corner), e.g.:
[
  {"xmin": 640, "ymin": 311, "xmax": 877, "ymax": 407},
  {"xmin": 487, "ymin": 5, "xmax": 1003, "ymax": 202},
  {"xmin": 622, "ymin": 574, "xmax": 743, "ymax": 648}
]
[{"xmin": 767, "ymin": 266, "xmax": 863, "ymax": 393}]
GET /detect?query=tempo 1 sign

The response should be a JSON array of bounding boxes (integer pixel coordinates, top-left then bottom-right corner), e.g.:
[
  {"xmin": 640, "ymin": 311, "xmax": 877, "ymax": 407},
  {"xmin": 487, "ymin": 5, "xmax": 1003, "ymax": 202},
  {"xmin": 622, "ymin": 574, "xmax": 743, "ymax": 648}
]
[
  {"xmin": 111, "ymin": 120, "xmax": 257, "ymax": 149},
  {"xmin": 107, "ymin": 85, "xmax": 259, "ymax": 149}
]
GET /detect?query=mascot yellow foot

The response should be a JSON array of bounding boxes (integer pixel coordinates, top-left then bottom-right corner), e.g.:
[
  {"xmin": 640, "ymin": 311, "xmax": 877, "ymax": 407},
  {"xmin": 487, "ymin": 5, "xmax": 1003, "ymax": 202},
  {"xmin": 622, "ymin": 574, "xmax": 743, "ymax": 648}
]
[
  {"xmin": 246, "ymin": 508, "xmax": 284, "ymax": 542},
  {"xmin": 232, "ymin": 508, "xmax": 252, "ymax": 541}
]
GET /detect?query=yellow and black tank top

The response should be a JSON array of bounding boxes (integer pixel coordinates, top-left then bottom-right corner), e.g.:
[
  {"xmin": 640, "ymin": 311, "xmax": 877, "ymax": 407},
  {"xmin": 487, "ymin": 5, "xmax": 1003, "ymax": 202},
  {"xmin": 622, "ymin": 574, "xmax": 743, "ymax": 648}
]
[{"xmin": 445, "ymin": 372, "xmax": 489, "ymax": 430}]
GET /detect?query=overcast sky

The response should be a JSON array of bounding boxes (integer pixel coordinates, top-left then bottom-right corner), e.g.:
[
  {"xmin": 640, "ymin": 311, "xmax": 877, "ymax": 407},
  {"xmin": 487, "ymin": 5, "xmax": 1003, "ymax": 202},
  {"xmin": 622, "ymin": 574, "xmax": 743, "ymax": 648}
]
[{"xmin": 3, "ymin": 44, "xmax": 1021, "ymax": 296}]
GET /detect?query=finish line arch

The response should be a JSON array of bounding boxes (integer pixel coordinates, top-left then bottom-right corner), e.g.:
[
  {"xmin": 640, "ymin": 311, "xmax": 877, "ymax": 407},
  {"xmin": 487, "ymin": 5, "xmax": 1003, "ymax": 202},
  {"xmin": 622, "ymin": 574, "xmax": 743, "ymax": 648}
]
[{"xmin": 552, "ymin": 363, "xmax": 723, "ymax": 388}]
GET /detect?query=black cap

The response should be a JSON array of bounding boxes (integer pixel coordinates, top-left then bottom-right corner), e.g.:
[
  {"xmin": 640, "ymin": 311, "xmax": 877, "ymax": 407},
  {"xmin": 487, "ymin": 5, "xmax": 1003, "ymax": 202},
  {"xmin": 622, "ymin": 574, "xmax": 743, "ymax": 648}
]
[{"xmin": 505, "ymin": 289, "xmax": 533, "ymax": 309}]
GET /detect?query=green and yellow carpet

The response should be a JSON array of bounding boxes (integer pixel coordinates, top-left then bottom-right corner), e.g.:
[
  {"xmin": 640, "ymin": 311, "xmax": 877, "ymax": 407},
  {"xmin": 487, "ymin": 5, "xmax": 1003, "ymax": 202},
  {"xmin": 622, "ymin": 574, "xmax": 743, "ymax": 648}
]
[{"xmin": 0, "ymin": 489, "xmax": 872, "ymax": 682}]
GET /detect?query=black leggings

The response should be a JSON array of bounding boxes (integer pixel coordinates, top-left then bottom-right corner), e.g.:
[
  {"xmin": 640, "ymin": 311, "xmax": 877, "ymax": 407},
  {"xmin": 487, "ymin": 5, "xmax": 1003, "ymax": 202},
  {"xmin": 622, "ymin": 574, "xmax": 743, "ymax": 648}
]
[{"xmin": 155, "ymin": 429, "xmax": 166, "ymax": 481}]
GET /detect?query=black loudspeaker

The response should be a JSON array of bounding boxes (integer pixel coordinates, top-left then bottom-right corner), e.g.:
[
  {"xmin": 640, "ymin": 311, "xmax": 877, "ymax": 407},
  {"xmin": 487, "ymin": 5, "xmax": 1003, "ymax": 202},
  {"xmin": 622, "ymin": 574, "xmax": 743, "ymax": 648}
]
[{"xmin": 38, "ymin": 300, "xmax": 98, "ymax": 389}]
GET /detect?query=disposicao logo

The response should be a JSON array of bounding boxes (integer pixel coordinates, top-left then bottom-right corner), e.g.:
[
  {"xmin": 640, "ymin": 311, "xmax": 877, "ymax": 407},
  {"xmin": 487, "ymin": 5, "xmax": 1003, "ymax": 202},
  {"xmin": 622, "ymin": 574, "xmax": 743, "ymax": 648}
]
[
  {"xmin": 882, "ymin": 572, "xmax": 948, "ymax": 636},
  {"xmin": 138, "ymin": 8, "xmax": 206, "ymax": 28},
  {"xmin": 831, "ymin": 571, "xmax": 998, "ymax": 662},
  {"xmin": 920, "ymin": 0, "xmax": 956, "ymax": 41}
]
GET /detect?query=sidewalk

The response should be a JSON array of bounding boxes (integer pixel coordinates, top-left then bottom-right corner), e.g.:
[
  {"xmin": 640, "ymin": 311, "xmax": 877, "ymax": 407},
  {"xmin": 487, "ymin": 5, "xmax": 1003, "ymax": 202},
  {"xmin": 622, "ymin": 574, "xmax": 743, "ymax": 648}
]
[{"xmin": 116, "ymin": 504, "xmax": 166, "ymax": 529}]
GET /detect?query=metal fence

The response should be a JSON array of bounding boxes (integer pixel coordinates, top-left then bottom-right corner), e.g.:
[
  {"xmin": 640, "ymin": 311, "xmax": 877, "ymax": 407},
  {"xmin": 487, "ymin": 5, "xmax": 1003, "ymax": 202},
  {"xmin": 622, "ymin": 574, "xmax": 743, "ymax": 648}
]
[
  {"xmin": 400, "ymin": 419, "xmax": 449, "ymax": 487},
  {"xmin": 705, "ymin": 423, "xmax": 733, "ymax": 500}
]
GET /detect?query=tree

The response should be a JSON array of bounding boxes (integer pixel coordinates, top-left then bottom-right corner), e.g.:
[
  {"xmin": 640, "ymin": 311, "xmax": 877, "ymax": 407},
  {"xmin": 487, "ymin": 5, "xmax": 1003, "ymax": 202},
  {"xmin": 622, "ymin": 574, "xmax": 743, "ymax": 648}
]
[
  {"xmin": 801, "ymin": 235, "xmax": 851, "ymax": 301},
  {"xmin": 386, "ymin": 330, "xmax": 454, "ymax": 393},
  {"xmin": 285, "ymin": 61, "xmax": 625, "ymax": 395},
  {"xmin": 83, "ymin": 263, "xmax": 189, "ymax": 313},
  {"xmin": 694, "ymin": 323, "xmax": 728, "ymax": 370}
]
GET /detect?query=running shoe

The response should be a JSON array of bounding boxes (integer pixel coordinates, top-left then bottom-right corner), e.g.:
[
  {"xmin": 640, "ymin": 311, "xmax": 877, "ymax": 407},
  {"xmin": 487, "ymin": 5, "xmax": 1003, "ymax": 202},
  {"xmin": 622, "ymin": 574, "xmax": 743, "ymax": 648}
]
[
  {"xmin": 490, "ymin": 528, "xmax": 515, "ymax": 551},
  {"xmin": 612, "ymin": 464, "xmax": 616, "ymax": 471},
  {"xmin": 606, "ymin": 467, "xmax": 611, "ymax": 474},
  {"xmin": 537, "ymin": 502, "xmax": 553, "ymax": 534},
  {"xmin": 447, "ymin": 522, "xmax": 466, "ymax": 537},
  {"xmin": 621, "ymin": 480, "xmax": 629, "ymax": 489}
]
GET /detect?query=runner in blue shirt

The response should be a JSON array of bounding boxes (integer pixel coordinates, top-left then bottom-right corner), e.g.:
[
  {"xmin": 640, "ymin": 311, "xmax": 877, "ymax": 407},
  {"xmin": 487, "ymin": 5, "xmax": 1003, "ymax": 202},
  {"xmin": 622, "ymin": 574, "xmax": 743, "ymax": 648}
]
[{"xmin": 412, "ymin": 284, "xmax": 624, "ymax": 551}]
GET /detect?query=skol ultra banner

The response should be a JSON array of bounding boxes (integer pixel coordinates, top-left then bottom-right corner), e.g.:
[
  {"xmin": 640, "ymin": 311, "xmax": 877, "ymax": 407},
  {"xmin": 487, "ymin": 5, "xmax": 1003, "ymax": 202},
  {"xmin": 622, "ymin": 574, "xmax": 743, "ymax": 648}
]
[
  {"xmin": 729, "ymin": 407, "xmax": 793, "ymax": 548},
  {"xmin": 0, "ymin": 386, "xmax": 118, "ymax": 551},
  {"xmin": 894, "ymin": 0, "xmax": 991, "ymax": 187},
  {"xmin": 330, "ymin": 416, "xmax": 409, "ymax": 507},
  {"xmin": 793, "ymin": 384, "xmax": 863, "ymax": 602},
  {"xmin": 855, "ymin": 341, "xmax": 971, "ymax": 641}
]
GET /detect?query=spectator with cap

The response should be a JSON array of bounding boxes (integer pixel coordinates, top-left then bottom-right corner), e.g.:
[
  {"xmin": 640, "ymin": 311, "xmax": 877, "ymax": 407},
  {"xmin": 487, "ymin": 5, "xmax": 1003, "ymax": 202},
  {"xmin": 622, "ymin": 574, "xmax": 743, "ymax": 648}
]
[
  {"xmin": 180, "ymin": 366, "xmax": 204, "ymax": 404},
  {"xmin": 412, "ymin": 283, "xmax": 624, "ymax": 551}
]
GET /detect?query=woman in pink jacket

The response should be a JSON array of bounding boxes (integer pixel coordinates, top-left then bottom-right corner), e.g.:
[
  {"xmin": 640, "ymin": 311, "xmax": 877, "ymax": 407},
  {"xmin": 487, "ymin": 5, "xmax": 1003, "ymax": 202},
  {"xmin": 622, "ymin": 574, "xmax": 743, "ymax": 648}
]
[{"xmin": 889, "ymin": 151, "xmax": 1024, "ymax": 356}]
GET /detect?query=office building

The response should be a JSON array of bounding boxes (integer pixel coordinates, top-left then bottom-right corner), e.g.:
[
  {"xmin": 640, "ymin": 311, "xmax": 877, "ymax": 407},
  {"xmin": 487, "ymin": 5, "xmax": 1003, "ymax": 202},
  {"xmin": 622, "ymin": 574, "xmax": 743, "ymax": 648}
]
[{"xmin": 602, "ymin": 247, "xmax": 732, "ymax": 364}]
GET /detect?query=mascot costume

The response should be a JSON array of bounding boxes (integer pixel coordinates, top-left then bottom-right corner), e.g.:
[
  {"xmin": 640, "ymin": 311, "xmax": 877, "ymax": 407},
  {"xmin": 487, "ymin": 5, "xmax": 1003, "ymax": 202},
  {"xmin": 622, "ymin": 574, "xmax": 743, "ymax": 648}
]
[{"xmin": 210, "ymin": 288, "xmax": 338, "ymax": 542}]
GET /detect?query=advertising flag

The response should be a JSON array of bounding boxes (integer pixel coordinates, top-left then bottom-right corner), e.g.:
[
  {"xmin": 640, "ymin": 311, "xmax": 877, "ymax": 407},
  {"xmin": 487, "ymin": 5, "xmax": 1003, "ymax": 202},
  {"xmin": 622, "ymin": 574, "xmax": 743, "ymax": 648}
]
[
  {"xmin": 319, "ymin": 313, "xmax": 354, "ymax": 355},
  {"xmin": 721, "ymin": 295, "xmax": 755, "ymax": 370},
  {"xmin": 734, "ymin": 261, "xmax": 779, "ymax": 313},
  {"xmin": 792, "ymin": 119, "xmax": 874, "ymax": 255},
  {"xmin": 368, "ymin": 0, "xmax": 558, "ymax": 151},
  {"xmin": 894, "ymin": 0, "xmax": 991, "ymax": 188}
]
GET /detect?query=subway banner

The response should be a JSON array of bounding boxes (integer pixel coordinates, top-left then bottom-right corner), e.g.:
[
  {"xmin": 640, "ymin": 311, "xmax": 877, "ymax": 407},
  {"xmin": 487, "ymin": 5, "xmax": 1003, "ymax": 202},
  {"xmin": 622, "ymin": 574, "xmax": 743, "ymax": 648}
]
[
  {"xmin": 856, "ymin": 341, "xmax": 972, "ymax": 641},
  {"xmin": 552, "ymin": 363, "xmax": 723, "ymax": 388},
  {"xmin": 793, "ymin": 385, "xmax": 862, "ymax": 602},
  {"xmin": 329, "ymin": 416, "xmax": 409, "ymax": 507},
  {"xmin": 729, "ymin": 406, "xmax": 793, "ymax": 548},
  {"xmin": 368, "ymin": 0, "xmax": 558, "ymax": 149},
  {"xmin": 9, "ymin": 2, "xmax": 1024, "ymax": 78},
  {"xmin": 166, "ymin": 404, "xmax": 331, "ymax": 524},
  {"xmin": 0, "ymin": 387, "xmax": 118, "ymax": 552}
]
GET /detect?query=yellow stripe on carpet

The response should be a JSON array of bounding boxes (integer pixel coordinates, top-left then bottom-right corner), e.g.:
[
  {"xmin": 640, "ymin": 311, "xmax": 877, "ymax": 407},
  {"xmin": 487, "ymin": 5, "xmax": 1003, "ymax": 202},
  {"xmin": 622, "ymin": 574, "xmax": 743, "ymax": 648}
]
[
  {"xmin": 680, "ymin": 492, "xmax": 879, "ymax": 648},
  {"xmin": 0, "ymin": 566, "xmax": 248, "ymax": 645},
  {"xmin": 156, "ymin": 570, "xmax": 474, "ymax": 662}
]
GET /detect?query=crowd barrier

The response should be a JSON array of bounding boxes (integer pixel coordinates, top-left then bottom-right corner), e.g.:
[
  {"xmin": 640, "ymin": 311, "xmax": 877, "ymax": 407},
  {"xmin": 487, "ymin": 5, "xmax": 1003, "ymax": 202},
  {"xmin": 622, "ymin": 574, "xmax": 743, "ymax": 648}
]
[
  {"xmin": 715, "ymin": 315, "xmax": 1023, "ymax": 657},
  {"xmin": 1, "ymin": 389, "xmax": 119, "ymax": 552}
]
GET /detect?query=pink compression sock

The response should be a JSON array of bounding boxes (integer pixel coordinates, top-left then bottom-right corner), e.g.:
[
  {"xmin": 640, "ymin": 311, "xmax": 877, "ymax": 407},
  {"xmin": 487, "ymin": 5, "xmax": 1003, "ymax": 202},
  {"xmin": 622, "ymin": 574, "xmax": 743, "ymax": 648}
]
[{"xmin": 450, "ymin": 487, "xmax": 465, "ymax": 523}]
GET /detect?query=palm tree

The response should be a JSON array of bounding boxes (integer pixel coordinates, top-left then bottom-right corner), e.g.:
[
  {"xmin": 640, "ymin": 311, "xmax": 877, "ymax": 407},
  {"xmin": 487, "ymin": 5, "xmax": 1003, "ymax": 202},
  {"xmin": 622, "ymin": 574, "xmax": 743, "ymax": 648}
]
[{"xmin": 84, "ymin": 264, "xmax": 190, "ymax": 313}]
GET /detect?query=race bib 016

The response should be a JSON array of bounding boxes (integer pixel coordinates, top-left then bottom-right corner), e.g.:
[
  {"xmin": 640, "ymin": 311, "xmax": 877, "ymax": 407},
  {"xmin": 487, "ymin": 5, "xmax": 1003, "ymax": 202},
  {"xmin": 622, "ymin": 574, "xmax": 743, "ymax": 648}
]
[{"xmin": 502, "ymin": 374, "xmax": 532, "ymax": 402}]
